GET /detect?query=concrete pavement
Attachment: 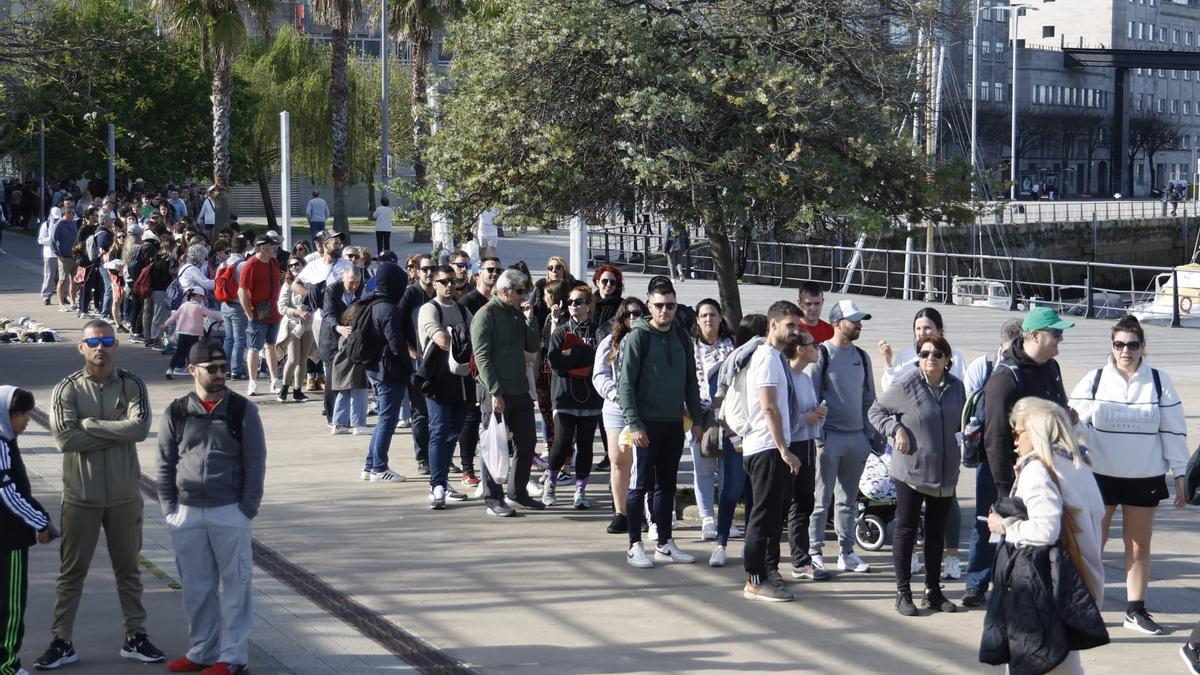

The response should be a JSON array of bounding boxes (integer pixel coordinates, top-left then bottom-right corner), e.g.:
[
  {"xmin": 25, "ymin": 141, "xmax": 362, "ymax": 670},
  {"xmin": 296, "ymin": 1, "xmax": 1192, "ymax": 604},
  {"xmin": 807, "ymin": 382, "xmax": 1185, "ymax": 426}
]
[{"xmin": 1, "ymin": 225, "xmax": 1199, "ymax": 673}]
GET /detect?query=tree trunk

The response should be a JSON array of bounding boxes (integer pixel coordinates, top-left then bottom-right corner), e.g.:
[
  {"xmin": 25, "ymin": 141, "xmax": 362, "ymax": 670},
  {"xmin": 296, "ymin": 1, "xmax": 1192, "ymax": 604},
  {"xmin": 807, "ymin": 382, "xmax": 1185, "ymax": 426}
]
[
  {"xmin": 1148, "ymin": 153, "xmax": 1157, "ymax": 194},
  {"xmin": 367, "ymin": 181, "xmax": 376, "ymax": 220},
  {"xmin": 704, "ymin": 188, "xmax": 743, "ymax": 326},
  {"xmin": 211, "ymin": 44, "xmax": 232, "ymax": 190},
  {"xmin": 330, "ymin": 22, "xmax": 350, "ymax": 237},
  {"xmin": 408, "ymin": 28, "xmax": 432, "ymax": 243},
  {"xmin": 256, "ymin": 168, "xmax": 278, "ymax": 231}
]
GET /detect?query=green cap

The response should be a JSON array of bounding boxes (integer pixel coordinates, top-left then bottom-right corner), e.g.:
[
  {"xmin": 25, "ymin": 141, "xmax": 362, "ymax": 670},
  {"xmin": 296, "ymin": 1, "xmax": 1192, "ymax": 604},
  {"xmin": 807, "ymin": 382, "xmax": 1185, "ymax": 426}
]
[{"xmin": 1022, "ymin": 306, "xmax": 1075, "ymax": 332}]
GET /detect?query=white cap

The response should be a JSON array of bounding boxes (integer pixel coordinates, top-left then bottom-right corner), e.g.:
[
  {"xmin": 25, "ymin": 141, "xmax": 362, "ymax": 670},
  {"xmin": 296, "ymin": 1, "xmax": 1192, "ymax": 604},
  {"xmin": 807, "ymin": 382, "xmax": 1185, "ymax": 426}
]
[
  {"xmin": 828, "ymin": 299, "xmax": 872, "ymax": 323},
  {"xmin": 188, "ymin": 286, "xmax": 206, "ymax": 297}
]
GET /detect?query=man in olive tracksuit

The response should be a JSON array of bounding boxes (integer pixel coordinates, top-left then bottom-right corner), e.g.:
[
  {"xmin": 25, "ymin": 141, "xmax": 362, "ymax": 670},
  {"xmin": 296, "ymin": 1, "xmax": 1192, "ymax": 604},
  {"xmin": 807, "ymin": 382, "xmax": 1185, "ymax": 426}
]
[
  {"xmin": 471, "ymin": 268, "xmax": 543, "ymax": 515},
  {"xmin": 618, "ymin": 277, "xmax": 703, "ymax": 568}
]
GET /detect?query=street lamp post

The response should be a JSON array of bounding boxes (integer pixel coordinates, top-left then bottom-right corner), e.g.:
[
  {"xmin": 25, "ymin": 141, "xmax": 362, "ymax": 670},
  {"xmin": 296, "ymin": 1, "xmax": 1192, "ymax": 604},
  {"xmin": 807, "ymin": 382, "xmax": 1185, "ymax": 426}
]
[
  {"xmin": 970, "ymin": 0, "xmax": 980, "ymax": 198},
  {"xmin": 1008, "ymin": 4, "xmax": 1037, "ymax": 201},
  {"xmin": 969, "ymin": 3, "xmax": 1035, "ymax": 201},
  {"xmin": 380, "ymin": 0, "xmax": 390, "ymax": 199}
]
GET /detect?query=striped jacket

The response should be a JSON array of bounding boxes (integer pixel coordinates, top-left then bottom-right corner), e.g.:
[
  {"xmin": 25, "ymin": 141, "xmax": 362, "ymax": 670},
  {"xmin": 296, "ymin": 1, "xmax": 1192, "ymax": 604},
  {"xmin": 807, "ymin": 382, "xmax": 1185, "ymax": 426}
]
[
  {"xmin": 0, "ymin": 436, "xmax": 49, "ymax": 550},
  {"xmin": 51, "ymin": 368, "xmax": 152, "ymax": 507}
]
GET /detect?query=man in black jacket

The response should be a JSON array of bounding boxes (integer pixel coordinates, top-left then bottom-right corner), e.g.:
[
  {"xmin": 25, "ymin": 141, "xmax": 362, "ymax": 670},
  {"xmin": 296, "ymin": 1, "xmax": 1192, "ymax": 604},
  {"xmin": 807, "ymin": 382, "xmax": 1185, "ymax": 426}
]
[
  {"xmin": 963, "ymin": 307, "xmax": 1074, "ymax": 607},
  {"xmin": 319, "ymin": 267, "xmax": 363, "ymax": 426},
  {"xmin": 363, "ymin": 262, "xmax": 412, "ymax": 482},
  {"xmin": 397, "ymin": 254, "xmax": 435, "ymax": 474}
]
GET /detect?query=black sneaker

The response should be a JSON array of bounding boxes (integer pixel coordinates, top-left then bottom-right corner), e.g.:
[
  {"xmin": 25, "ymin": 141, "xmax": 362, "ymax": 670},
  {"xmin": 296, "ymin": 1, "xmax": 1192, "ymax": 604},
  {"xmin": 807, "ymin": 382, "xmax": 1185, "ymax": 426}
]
[
  {"xmin": 292, "ymin": 389, "xmax": 309, "ymax": 402},
  {"xmin": 510, "ymin": 494, "xmax": 545, "ymax": 511},
  {"xmin": 594, "ymin": 456, "xmax": 611, "ymax": 471},
  {"xmin": 607, "ymin": 513, "xmax": 629, "ymax": 534},
  {"xmin": 961, "ymin": 586, "xmax": 986, "ymax": 608},
  {"xmin": 896, "ymin": 590, "xmax": 919, "ymax": 616},
  {"xmin": 417, "ymin": 460, "xmax": 430, "ymax": 475},
  {"xmin": 276, "ymin": 385, "xmax": 290, "ymax": 403},
  {"xmin": 922, "ymin": 587, "xmax": 957, "ymax": 613},
  {"xmin": 1124, "ymin": 607, "xmax": 1166, "ymax": 635},
  {"xmin": 34, "ymin": 637, "xmax": 78, "ymax": 669},
  {"xmin": 1181, "ymin": 643, "xmax": 1200, "ymax": 674},
  {"xmin": 120, "ymin": 632, "xmax": 165, "ymax": 663},
  {"xmin": 486, "ymin": 502, "xmax": 516, "ymax": 517}
]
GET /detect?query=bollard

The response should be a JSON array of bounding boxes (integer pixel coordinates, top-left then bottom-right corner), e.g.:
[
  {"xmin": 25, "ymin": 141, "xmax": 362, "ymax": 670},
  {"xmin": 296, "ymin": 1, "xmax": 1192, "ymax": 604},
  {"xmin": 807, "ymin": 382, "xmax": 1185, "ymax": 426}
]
[
  {"xmin": 1085, "ymin": 264, "xmax": 1094, "ymax": 319},
  {"xmin": 1008, "ymin": 259, "xmax": 1018, "ymax": 312},
  {"xmin": 1172, "ymin": 269, "xmax": 1181, "ymax": 328},
  {"xmin": 883, "ymin": 251, "xmax": 892, "ymax": 299}
]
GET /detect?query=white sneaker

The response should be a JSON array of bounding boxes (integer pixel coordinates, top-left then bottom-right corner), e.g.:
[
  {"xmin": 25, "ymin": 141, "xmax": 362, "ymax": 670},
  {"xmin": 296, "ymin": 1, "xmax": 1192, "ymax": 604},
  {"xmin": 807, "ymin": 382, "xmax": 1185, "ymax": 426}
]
[
  {"xmin": 943, "ymin": 555, "xmax": 962, "ymax": 580},
  {"xmin": 360, "ymin": 469, "xmax": 372, "ymax": 481},
  {"xmin": 654, "ymin": 539, "xmax": 696, "ymax": 564},
  {"xmin": 331, "ymin": 425, "xmax": 351, "ymax": 435},
  {"xmin": 525, "ymin": 480, "xmax": 543, "ymax": 498},
  {"xmin": 728, "ymin": 522, "xmax": 743, "ymax": 539},
  {"xmin": 838, "ymin": 552, "xmax": 871, "ymax": 573},
  {"xmin": 246, "ymin": 380, "xmax": 258, "ymax": 396},
  {"xmin": 270, "ymin": 378, "xmax": 283, "ymax": 394},
  {"xmin": 811, "ymin": 553, "xmax": 827, "ymax": 574},
  {"xmin": 370, "ymin": 469, "xmax": 407, "ymax": 482},
  {"xmin": 541, "ymin": 482, "xmax": 557, "ymax": 507},
  {"xmin": 627, "ymin": 542, "xmax": 654, "ymax": 569},
  {"xmin": 912, "ymin": 551, "xmax": 925, "ymax": 575},
  {"xmin": 429, "ymin": 485, "xmax": 446, "ymax": 510},
  {"xmin": 573, "ymin": 488, "xmax": 590, "ymax": 510},
  {"xmin": 351, "ymin": 426, "xmax": 371, "ymax": 435},
  {"xmin": 701, "ymin": 517, "xmax": 717, "ymax": 541},
  {"xmin": 709, "ymin": 544, "xmax": 727, "ymax": 567},
  {"xmin": 647, "ymin": 523, "xmax": 659, "ymax": 545}
]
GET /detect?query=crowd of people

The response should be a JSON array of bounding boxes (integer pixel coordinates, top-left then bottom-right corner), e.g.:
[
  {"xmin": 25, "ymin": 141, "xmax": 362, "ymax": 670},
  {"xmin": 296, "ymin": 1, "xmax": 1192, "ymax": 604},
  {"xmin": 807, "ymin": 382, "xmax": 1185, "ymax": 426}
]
[{"xmin": 1, "ymin": 184, "xmax": 1198, "ymax": 674}]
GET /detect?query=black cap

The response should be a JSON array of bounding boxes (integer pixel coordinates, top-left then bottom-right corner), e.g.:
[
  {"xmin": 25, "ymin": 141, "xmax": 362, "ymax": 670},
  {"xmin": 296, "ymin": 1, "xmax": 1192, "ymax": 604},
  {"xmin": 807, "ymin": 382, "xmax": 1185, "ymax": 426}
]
[
  {"xmin": 377, "ymin": 250, "xmax": 399, "ymax": 264},
  {"xmin": 254, "ymin": 234, "xmax": 279, "ymax": 248},
  {"xmin": 187, "ymin": 341, "xmax": 228, "ymax": 366}
]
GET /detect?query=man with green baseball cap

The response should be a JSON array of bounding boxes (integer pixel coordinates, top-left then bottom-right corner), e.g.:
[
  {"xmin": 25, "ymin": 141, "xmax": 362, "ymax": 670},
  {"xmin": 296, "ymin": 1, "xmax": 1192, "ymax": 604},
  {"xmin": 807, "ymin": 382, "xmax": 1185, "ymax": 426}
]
[{"xmin": 961, "ymin": 306, "xmax": 1073, "ymax": 608}]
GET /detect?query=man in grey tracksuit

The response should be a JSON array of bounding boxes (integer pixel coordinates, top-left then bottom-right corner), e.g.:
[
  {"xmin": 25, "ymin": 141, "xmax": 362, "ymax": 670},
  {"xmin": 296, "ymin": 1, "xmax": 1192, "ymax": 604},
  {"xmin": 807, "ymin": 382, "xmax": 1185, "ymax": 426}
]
[
  {"xmin": 805, "ymin": 300, "xmax": 879, "ymax": 575},
  {"xmin": 157, "ymin": 341, "xmax": 266, "ymax": 675}
]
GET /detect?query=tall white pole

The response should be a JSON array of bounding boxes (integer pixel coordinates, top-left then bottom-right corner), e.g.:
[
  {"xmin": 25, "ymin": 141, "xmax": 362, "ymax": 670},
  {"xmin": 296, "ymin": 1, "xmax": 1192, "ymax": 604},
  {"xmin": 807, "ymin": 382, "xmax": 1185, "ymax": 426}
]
[
  {"xmin": 1010, "ymin": 10, "xmax": 1021, "ymax": 200},
  {"xmin": 280, "ymin": 111, "xmax": 292, "ymax": 250},
  {"xmin": 39, "ymin": 120, "xmax": 45, "ymax": 219},
  {"xmin": 380, "ymin": 0, "xmax": 390, "ymax": 198},
  {"xmin": 970, "ymin": 0, "xmax": 980, "ymax": 198}
]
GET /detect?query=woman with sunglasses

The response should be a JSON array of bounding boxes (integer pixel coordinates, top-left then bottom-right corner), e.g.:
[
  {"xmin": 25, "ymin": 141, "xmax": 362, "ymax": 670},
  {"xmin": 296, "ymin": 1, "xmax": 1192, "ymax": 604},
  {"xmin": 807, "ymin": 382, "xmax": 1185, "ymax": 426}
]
[
  {"xmin": 868, "ymin": 334, "xmax": 965, "ymax": 616},
  {"xmin": 543, "ymin": 286, "xmax": 603, "ymax": 509},
  {"xmin": 878, "ymin": 307, "xmax": 968, "ymax": 578},
  {"xmin": 688, "ymin": 299, "xmax": 737, "ymax": 544},
  {"xmin": 592, "ymin": 298, "xmax": 649, "ymax": 533},
  {"xmin": 592, "ymin": 265, "xmax": 624, "ymax": 331},
  {"xmin": 276, "ymin": 257, "xmax": 314, "ymax": 403},
  {"xmin": 1068, "ymin": 315, "xmax": 1189, "ymax": 635}
]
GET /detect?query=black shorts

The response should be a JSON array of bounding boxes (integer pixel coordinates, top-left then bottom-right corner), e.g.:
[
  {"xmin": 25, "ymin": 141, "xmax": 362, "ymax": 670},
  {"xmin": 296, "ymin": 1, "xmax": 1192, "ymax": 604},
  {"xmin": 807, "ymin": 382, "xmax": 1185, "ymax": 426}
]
[{"xmin": 1093, "ymin": 473, "xmax": 1169, "ymax": 507}]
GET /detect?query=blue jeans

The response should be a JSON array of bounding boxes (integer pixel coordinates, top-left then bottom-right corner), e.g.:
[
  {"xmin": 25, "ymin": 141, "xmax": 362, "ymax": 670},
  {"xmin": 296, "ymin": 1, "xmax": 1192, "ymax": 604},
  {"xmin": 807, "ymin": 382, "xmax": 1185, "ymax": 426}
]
[
  {"xmin": 367, "ymin": 378, "xmax": 401, "ymax": 472},
  {"xmin": 689, "ymin": 440, "xmax": 721, "ymax": 521},
  {"xmin": 716, "ymin": 439, "xmax": 747, "ymax": 546},
  {"xmin": 426, "ymin": 397, "xmax": 469, "ymax": 489},
  {"xmin": 221, "ymin": 302, "xmax": 248, "ymax": 377},
  {"xmin": 965, "ymin": 460, "xmax": 998, "ymax": 592},
  {"xmin": 333, "ymin": 388, "xmax": 368, "ymax": 428},
  {"xmin": 99, "ymin": 267, "xmax": 113, "ymax": 318}
]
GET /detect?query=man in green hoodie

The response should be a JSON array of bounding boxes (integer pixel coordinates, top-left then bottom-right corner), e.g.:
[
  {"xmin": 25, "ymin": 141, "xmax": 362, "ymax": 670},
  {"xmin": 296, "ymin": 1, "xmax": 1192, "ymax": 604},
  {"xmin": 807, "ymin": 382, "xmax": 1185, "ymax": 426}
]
[{"xmin": 618, "ymin": 277, "xmax": 703, "ymax": 569}]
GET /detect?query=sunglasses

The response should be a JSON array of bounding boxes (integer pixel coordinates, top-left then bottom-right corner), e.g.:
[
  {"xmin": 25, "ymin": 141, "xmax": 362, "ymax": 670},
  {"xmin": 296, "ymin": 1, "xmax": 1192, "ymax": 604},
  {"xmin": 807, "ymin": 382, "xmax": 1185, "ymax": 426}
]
[
  {"xmin": 651, "ymin": 302, "xmax": 677, "ymax": 311},
  {"xmin": 433, "ymin": 278, "xmax": 454, "ymax": 286},
  {"xmin": 918, "ymin": 349, "xmax": 945, "ymax": 360},
  {"xmin": 1112, "ymin": 339, "xmax": 1142, "ymax": 352},
  {"xmin": 196, "ymin": 363, "xmax": 230, "ymax": 374},
  {"xmin": 627, "ymin": 310, "xmax": 644, "ymax": 318},
  {"xmin": 547, "ymin": 264, "xmax": 565, "ymax": 272},
  {"xmin": 567, "ymin": 298, "xmax": 587, "ymax": 307},
  {"xmin": 453, "ymin": 262, "xmax": 470, "ymax": 269},
  {"xmin": 419, "ymin": 266, "xmax": 434, "ymax": 273},
  {"xmin": 81, "ymin": 336, "xmax": 117, "ymax": 348},
  {"xmin": 289, "ymin": 262, "xmax": 304, "ymax": 269},
  {"xmin": 599, "ymin": 278, "xmax": 618, "ymax": 286},
  {"xmin": 483, "ymin": 267, "xmax": 501, "ymax": 275}
]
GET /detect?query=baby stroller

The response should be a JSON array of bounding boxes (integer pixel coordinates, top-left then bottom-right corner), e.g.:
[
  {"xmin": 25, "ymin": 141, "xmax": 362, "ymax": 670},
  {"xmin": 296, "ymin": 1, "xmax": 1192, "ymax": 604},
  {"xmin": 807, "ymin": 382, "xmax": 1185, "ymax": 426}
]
[{"xmin": 854, "ymin": 445, "xmax": 922, "ymax": 551}]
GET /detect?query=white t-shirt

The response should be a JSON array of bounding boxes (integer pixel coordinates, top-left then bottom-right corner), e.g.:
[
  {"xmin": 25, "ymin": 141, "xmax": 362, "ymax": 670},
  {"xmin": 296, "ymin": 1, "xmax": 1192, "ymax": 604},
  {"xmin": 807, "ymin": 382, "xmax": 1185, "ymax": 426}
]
[
  {"xmin": 743, "ymin": 344, "xmax": 792, "ymax": 457},
  {"xmin": 374, "ymin": 205, "xmax": 393, "ymax": 232},
  {"xmin": 478, "ymin": 209, "xmax": 499, "ymax": 239}
]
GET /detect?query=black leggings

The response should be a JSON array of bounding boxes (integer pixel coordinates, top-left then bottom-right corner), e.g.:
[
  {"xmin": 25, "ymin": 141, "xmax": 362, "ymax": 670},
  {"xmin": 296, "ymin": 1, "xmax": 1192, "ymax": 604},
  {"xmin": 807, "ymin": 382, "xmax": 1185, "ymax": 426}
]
[
  {"xmin": 547, "ymin": 412, "xmax": 598, "ymax": 484},
  {"xmin": 456, "ymin": 401, "xmax": 480, "ymax": 473},
  {"xmin": 376, "ymin": 231, "xmax": 391, "ymax": 254},
  {"xmin": 893, "ymin": 479, "xmax": 952, "ymax": 593}
]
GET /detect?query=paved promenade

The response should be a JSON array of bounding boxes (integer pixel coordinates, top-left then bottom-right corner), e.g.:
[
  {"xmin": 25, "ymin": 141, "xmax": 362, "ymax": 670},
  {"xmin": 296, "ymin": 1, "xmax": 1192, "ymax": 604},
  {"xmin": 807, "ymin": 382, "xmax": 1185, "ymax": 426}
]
[{"xmin": 1, "ymin": 225, "xmax": 1198, "ymax": 673}]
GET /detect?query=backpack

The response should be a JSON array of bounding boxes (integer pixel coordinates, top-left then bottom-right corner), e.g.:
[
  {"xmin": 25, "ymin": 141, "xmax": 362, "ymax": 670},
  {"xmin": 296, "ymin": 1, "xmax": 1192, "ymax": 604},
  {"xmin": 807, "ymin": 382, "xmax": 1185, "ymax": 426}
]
[
  {"xmin": 432, "ymin": 301, "xmax": 472, "ymax": 376},
  {"xmin": 719, "ymin": 358, "xmax": 754, "ymax": 439},
  {"xmin": 165, "ymin": 263, "xmax": 193, "ymax": 311},
  {"xmin": 133, "ymin": 264, "xmax": 154, "ymax": 298},
  {"xmin": 1089, "ymin": 365, "xmax": 1161, "ymax": 401},
  {"xmin": 345, "ymin": 296, "xmax": 387, "ymax": 365},
  {"xmin": 213, "ymin": 259, "xmax": 243, "ymax": 303},
  {"xmin": 169, "ymin": 392, "xmax": 248, "ymax": 446},
  {"xmin": 960, "ymin": 358, "xmax": 1021, "ymax": 468}
]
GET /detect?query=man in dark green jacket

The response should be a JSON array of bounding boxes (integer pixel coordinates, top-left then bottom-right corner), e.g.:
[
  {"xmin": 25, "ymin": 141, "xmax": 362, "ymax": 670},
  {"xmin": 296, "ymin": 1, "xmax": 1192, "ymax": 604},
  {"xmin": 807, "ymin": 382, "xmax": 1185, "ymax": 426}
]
[
  {"xmin": 470, "ymin": 268, "xmax": 543, "ymax": 516},
  {"xmin": 618, "ymin": 277, "xmax": 703, "ymax": 568}
]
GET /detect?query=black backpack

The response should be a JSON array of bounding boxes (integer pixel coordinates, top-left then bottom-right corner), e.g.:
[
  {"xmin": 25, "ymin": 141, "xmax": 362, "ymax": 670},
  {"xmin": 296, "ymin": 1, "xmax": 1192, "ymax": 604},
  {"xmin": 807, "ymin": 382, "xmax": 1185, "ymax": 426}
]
[
  {"xmin": 960, "ymin": 359, "xmax": 1022, "ymax": 468},
  {"xmin": 345, "ymin": 296, "xmax": 388, "ymax": 366},
  {"xmin": 169, "ymin": 392, "xmax": 248, "ymax": 446}
]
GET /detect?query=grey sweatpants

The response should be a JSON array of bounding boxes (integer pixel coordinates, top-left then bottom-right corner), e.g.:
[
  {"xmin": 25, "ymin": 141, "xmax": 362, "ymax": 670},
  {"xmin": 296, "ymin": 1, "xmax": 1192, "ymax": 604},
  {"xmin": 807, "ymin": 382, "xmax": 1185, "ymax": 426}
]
[
  {"xmin": 166, "ymin": 503, "xmax": 254, "ymax": 667},
  {"xmin": 41, "ymin": 256, "xmax": 59, "ymax": 301},
  {"xmin": 808, "ymin": 430, "xmax": 871, "ymax": 557}
]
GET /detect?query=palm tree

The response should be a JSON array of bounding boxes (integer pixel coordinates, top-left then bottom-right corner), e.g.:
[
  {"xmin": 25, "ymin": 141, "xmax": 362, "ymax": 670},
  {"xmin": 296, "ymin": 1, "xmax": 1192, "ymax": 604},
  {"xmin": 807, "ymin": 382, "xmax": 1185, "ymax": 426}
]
[
  {"xmin": 388, "ymin": 0, "xmax": 463, "ymax": 242},
  {"xmin": 312, "ymin": 0, "xmax": 362, "ymax": 236},
  {"xmin": 150, "ymin": 0, "xmax": 274, "ymax": 190}
]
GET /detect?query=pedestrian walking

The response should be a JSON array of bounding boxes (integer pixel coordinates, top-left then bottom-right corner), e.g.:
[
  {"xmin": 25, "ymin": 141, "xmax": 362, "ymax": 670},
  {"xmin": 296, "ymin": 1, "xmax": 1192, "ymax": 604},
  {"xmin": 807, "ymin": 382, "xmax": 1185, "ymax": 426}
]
[
  {"xmin": 37, "ymin": 320, "xmax": 164, "ymax": 669},
  {"xmin": 0, "ymin": 386, "xmax": 55, "ymax": 675},
  {"xmin": 305, "ymin": 191, "xmax": 329, "ymax": 246},
  {"xmin": 1068, "ymin": 316, "xmax": 1189, "ymax": 635},
  {"xmin": 373, "ymin": 196, "xmax": 393, "ymax": 254},
  {"xmin": 157, "ymin": 341, "xmax": 266, "ymax": 675}
]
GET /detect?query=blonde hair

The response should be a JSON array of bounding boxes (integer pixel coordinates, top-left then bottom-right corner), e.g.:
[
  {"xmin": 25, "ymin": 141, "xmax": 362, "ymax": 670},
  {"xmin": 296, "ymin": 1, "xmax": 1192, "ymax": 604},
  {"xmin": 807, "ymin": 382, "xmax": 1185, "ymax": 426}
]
[{"xmin": 1009, "ymin": 397, "xmax": 1088, "ymax": 479}]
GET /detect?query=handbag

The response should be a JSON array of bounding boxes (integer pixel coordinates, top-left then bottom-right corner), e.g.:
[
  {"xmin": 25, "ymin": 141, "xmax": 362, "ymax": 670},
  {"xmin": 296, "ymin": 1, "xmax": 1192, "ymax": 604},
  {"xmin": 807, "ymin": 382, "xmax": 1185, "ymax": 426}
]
[
  {"xmin": 253, "ymin": 300, "xmax": 273, "ymax": 322},
  {"xmin": 480, "ymin": 412, "xmax": 510, "ymax": 481}
]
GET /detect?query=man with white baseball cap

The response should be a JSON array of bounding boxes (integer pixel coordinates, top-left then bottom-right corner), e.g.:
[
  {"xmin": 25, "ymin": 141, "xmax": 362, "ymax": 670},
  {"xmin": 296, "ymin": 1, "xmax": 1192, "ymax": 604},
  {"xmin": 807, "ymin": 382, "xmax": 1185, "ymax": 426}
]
[{"xmin": 804, "ymin": 299, "xmax": 880, "ymax": 575}]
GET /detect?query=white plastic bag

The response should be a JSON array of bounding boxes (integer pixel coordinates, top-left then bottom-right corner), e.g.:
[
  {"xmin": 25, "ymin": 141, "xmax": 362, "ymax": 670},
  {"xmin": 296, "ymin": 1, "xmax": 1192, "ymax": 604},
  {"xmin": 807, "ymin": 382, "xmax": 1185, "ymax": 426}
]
[{"xmin": 480, "ymin": 412, "xmax": 510, "ymax": 482}]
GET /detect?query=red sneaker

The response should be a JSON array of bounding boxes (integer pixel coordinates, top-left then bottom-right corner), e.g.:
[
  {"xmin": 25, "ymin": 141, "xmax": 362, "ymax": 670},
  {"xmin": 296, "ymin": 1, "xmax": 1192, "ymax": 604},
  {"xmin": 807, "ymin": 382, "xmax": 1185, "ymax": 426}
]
[
  {"xmin": 167, "ymin": 656, "xmax": 209, "ymax": 672},
  {"xmin": 461, "ymin": 470, "xmax": 481, "ymax": 487},
  {"xmin": 201, "ymin": 664, "xmax": 247, "ymax": 675}
]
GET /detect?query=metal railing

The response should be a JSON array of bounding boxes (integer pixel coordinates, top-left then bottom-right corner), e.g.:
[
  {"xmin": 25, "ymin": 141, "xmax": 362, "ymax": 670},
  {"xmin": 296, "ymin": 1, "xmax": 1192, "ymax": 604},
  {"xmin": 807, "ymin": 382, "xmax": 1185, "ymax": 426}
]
[
  {"xmin": 976, "ymin": 199, "xmax": 1188, "ymax": 225},
  {"xmin": 587, "ymin": 225, "xmax": 1189, "ymax": 327}
]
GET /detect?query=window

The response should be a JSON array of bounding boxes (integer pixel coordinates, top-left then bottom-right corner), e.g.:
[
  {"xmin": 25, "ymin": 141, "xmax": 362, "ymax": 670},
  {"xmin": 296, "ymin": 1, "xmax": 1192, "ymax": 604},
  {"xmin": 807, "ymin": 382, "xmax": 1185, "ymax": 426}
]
[
  {"xmin": 1159, "ymin": 26, "xmax": 1166, "ymax": 42},
  {"xmin": 1159, "ymin": 68, "xmax": 1166, "ymax": 78},
  {"xmin": 1185, "ymin": 136, "xmax": 1192, "ymax": 149},
  {"xmin": 1174, "ymin": 29, "xmax": 1181, "ymax": 44},
  {"xmin": 1129, "ymin": 21, "xmax": 1135, "ymax": 39},
  {"xmin": 1055, "ymin": 86, "xmax": 1063, "ymax": 104},
  {"xmin": 1149, "ymin": 24, "xmax": 1155, "ymax": 40},
  {"xmin": 994, "ymin": 82, "xmax": 1004, "ymax": 102},
  {"xmin": 1187, "ymin": 31, "xmax": 1192, "ymax": 46},
  {"xmin": 981, "ymin": 81, "xmax": 991, "ymax": 101},
  {"xmin": 1138, "ymin": 22, "xmax": 1144, "ymax": 40},
  {"xmin": 1186, "ymin": 101, "xmax": 1192, "ymax": 115},
  {"xmin": 1172, "ymin": 69, "xmax": 1179, "ymax": 79},
  {"xmin": 981, "ymin": 41, "xmax": 991, "ymax": 59},
  {"xmin": 1172, "ymin": 99, "xmax": 1179, "ymax": 114},
  {"xmin": 1158, "ymin": 97, "xmax": 1165, "ymax": 112},
  {"xmin": 1187, "ymin": 70, "xmax": 1192, "ymax": 81},
  {"xmin": 1042, "ymin": 26, "xmax": 1055, "ymax": 39},
  {"xmin": 1136, "ymin": 93, "xmax": 1144, "ymax": 111},
  {"xmin": 995, "ymin": 41, "xmax": 1005, "ymax": 58}
]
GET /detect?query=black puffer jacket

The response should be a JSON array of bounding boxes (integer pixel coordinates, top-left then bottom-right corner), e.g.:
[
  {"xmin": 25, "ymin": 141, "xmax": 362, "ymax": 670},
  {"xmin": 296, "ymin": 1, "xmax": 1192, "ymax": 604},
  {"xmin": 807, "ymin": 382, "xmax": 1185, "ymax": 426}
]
[
  {"xmin": 979, "ymin": 538, "xmax": 1109, "ymax": 673},
  {"xmin": 593, "ymin": 292, "xmax": 623, "ymax": 330},
  {"xmin": 546, "ymin": 318, "xmax": 603, "ymax": 411}
]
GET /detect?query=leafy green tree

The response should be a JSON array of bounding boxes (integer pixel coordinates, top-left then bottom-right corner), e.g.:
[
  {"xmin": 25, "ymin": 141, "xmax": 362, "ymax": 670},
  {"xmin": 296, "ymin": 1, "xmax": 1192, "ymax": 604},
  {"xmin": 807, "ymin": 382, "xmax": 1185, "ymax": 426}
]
[
  {"xmin": 150, "ymin": 0, "xmax": 275, "ymax": 189},
  {"xmin": 416, "ymin": 0, "xmax": 967, "ymax": 322},
  {"xmin": 0, "ymin": 0, "xmax": 210, "ymax": 186},
  {"xmin": 312, "ymin": 0, "xmax": 363, "ymax": 234}
]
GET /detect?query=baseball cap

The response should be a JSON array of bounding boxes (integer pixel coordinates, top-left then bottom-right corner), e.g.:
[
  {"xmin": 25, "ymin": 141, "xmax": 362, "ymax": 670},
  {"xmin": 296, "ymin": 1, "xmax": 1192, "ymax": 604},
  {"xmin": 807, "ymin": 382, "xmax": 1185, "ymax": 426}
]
[
  {"xmin": 316, "ymin": 230, "xmax": 345, "ymax": 243},
  {"xmin": 828, "ymin": 299, "xmax": 872, "ymax": 323},
  {"xmin": 187, "ymin": 286, "xmax": 206, "ymax": 297},
  {"xmin": 254, "ymin": 233, "xmax": 280, "ymax": 248},
  {"xmin": 187, "ymin": 340, "xmax": 227, "ymax": 365},
  {"xmin": 1022, "ymin": 306, "xmax": 1075, "ymax": 332}
]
